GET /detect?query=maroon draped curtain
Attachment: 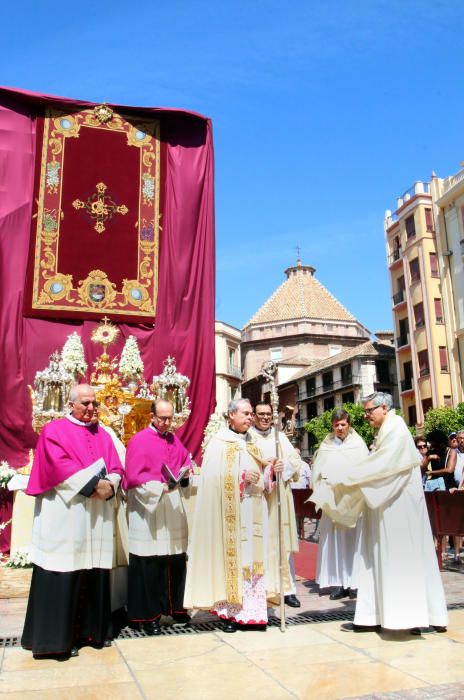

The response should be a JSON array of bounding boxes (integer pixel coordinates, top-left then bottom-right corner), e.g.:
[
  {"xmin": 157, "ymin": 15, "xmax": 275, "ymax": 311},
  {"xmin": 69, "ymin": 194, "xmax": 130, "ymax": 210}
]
[{"xmin": 0, "ymin": 88, "xmax": 215, "ymax": 551}]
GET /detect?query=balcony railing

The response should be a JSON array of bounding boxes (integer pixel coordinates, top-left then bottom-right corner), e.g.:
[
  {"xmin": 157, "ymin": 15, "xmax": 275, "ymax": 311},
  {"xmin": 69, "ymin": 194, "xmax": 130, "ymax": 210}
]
[
  {"xmin": 415, "ymin": 319, "xmax": 425, "ymax": 330},
  {"xmin": 392, "ymin": 290, "xmax": 404, "ymax": 305},
  {"xmin": 396, "ymin": 335, "xmax": 410, "ymax": 348},
  {"xmin": 431, "ymin": 270, "xmax": 440, "ymax": 278},
  {"xmin": 401, "ymin": 378, "xmax": 413, "ymax": 392},
  {"xmin": 299, "ymin": 375, "xmax": 362, "ymax": 400},
  {"xmin": 227, "ymin": 364, "xmax": 242, "ymax": 379},
  {"xmin": 388, "ymin": 250, "xmax": 402, "ymax": 265},
  {"xmin": 419, "ymin": 367, "xmax": 430, "ymax": 378}
]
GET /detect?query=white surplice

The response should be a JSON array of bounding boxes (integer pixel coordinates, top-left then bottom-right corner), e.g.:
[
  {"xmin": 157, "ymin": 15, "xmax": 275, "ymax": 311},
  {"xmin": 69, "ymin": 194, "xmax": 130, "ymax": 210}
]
[
  {"xmin": 127, "ymin": 482, "xmax": 189, "ymax": 557},
  {"xmin": 315, "ymin": 434, "xmax": 367, "ymax": 589},
  {"xmin": 313, "ymin": 411, "xmax": 448, "ymax": 629},
  {"xmin": 30, "ymin": 418, "xmax": 121, "ymax": 573},
  {"xmin": 249, "ymin": 426, "xmax": 300, "ymax": 595}
]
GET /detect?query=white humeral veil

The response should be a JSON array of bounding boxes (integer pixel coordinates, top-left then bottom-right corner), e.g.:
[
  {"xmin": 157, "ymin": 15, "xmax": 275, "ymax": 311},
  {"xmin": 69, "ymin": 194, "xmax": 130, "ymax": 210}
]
[{"xmin": 312, "ymin": 411, "xmax": 448, "ymax": 629}]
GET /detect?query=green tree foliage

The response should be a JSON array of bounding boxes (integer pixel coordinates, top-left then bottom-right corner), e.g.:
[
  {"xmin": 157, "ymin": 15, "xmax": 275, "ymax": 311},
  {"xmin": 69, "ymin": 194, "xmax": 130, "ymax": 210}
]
[
  {"xmin": 423, "ymin": 403, "xmax": 464, "ymax": 436},
  {"xmin": 304, "ymin": 403, "xmax": 375, "ymax": 449}
]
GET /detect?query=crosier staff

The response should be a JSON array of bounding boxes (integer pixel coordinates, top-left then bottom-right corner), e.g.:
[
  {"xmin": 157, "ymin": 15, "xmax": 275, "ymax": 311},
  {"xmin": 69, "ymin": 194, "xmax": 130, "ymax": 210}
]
[{"xmin": 260, "ymin": 360, "xmax": 286, "ymax": 632}]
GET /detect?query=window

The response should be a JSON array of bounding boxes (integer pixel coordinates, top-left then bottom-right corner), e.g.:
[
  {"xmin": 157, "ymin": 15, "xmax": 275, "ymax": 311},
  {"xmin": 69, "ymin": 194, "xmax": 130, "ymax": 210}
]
[
  {"xmin": 425, "ymin": 208, "xmax": 433, "ymax": 232},
  {"xmin": 398, "ymin": 317, "xmax": 409, "ymax": 347},
  {"xmin": 422, "ymin": 398, "xmax": 433, "ymax": 416},
  {"xmin": 409, "ymin": 257, "xmax": 420, "ymax": 283},
  {"xmin": 401, "ymin": 361, "xmax": 413, "ymax": 392},
  {"xmin": 375, "ymin": 360, "xmax": 390, "ymax": 383},
  {"xmin": 444, "ymin": 395, "xmax": 452, "ymax": 408},
  {"xmin": 413, "ymin": 302, "xmax": 425, "ymax": 329},
  {"xmin": 430, "ymin": 253, "xmax": 439, "ymax": 278},
  {"xmin": 270, "ymin": 347, "xmax": 282, "ymax": 361},
  {"xmin": 418, "ymin": 350, "xmax": 429, "ymax": 377},
  {"xmin": 322, "ymin": 371, "xmax": 333, "ymax": 390},
  {"xmin": 342, "ymin": 391, "xmax": 354, "ymax": 403},
  {"xmin": 408, "ymin": 405, "xmax": 417, "ymax": 426},
  {"xmin": 341, "ymin": 364, "xmax": 352, "ymax": 385},
  {"xmin": 324, "ymin": 397, "xmax": 335, "ymax": 412},
  {"xmin": 439, "ymin": 346, "xmax": 448, "ymax": 372},
  {"xmin": 434, "ymin": 298, "xmax": 443, "ymax": 323},
  {"xmin": 405, "ymin": 214, "xmax": 416, "ymax": 239},
  {"xmin": 307, "ymin": 402, "xmax": 317, "ymax": 420},
  {"xmin": 306, "ymin": 377, "xmax": 316, "ymax": 396}
]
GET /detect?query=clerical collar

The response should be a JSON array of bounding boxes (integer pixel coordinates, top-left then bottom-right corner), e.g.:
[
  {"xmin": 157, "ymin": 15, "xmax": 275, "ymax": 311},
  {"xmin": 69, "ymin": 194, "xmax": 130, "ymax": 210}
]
[
  {"xmin": 150, "ymin": 423, "xmax": 170, "ymax": 439},
  {"xmin": 229, "ymin": 427, "xmax": 248, "ymax": 440},
  {"xmin": 253, "ymin": 426, "xmax": 272, "ymax": 437},
  {"xmin": 66, "ymin": 414, "xmax": 97, "ymax": 429}
]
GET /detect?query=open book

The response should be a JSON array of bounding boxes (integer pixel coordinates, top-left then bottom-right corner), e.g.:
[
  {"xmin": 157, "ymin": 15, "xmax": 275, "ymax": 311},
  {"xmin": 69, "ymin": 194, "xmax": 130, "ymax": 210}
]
[{"xmin": 161, "ymin": 463, "xmax": 190, "ymax": 489}]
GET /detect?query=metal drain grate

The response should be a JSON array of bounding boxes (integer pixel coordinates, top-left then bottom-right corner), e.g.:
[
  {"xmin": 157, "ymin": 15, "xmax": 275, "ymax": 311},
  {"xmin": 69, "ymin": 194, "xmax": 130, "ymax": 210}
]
[{"xmin": 3, "ymin": 602, "xmax": 464, "ymax": 647}]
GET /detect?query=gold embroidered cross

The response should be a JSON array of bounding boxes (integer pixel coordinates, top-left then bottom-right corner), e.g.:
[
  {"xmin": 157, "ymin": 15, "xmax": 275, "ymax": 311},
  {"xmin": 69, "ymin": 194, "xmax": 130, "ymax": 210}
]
[{"xmin": 72, "ymin": 182, "xmax": 128, "ymax": 233}]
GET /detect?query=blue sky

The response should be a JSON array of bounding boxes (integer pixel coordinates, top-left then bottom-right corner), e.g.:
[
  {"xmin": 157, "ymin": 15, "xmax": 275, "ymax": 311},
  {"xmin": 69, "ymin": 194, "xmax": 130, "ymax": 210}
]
[{"xmin": 2, "ymin": 1, "xmax": 463, "ymax": 333}]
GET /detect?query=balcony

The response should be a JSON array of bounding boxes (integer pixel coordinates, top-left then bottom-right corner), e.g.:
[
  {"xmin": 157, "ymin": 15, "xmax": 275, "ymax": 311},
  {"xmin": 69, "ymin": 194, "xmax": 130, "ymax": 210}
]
[
  {"xmin": 392, "ymin": 290, "xmax": 404, "ymax": 306},
  {"xmin": 419, "ymin": 367, "xmax": 430, "ymax": 378},
  {"xmin": 396, "ymin": 335, "xmax": 410, "ymax": 348},
  {"xmin": 431, "ymin": 270, "xmax": 440, "ymax": 278},
  {"xmin": 341, "ymin": 375, "xmax": 353, "ymax": 387},
  {"xmin": 388, "ymin": 250, "xmax": 402, "ymax": 265},
  {"xmin": 299, "ymin": 375, "xmax": 362, "ymax": 400},
  {"xmin": 415, "ymin": 319, "xmax": 425, "ymax": 330},
  {"xmin": 227, "ymin": 364, "xmax": 242, "ymax": 379},
  {"xmin": 401, "ymin": 378, "xmax": 413, "ymax": 392}
]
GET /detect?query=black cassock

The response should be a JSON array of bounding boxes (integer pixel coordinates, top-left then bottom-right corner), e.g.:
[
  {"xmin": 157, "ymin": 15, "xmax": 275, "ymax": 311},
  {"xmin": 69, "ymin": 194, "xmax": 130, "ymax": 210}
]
[
  {"xmin": 128, "ymin": 552, "xmax": 187, "ymax": 621},
  {"xmin": 22, "ymin": 565, "xmax": 111, "ymax": 656}
]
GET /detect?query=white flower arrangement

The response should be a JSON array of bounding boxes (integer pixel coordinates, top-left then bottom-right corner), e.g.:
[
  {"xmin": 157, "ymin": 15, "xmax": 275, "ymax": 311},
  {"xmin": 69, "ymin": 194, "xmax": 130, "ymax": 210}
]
[
  {"xmin": 119, "ymin": 335, "xmax": 144, "ymax": 379},
  {"xmin": 0, "ymin": 460, "xmax": 15, "ymax": 489},
  {"xmin": 6, "ymin": 548, "xmax": 32, "ymax": 568},
  {"xmin": 201, "ymin": 412, "xmax": 227, "ymax": 452},
  {"xmin": 61, "ymin": 332, "xmax": 87, "ymax": 377}
]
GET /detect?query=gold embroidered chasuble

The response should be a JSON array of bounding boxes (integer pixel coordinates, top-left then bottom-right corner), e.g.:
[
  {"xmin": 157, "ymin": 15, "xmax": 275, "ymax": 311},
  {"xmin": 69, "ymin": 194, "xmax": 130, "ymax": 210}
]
[{"xmin": 184, "ymin": 428, "xmax": 283, "ymax": 610}]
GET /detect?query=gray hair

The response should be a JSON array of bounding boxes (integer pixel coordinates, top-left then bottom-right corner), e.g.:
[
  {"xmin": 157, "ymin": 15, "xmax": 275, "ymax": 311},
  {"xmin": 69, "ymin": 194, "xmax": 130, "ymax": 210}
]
[
  {"xmin": 361, "ymin": 391, "xmax": 393, "ymax": 410},
  {"xmin": 456, "ymin": 430, "xmax": 464, "ymax": 438},
  {"xmin": 68, "ymin": 384, "xmax": 95, "ymax": 403},
  {"xmin": 228, "ymin": 398, "xmax": 252, "ymax": 414}
]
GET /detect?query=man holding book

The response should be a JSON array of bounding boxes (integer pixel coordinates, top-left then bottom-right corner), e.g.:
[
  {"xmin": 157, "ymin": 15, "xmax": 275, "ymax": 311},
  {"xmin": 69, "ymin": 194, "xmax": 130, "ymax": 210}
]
[
  {"xmin": 22, "ymin": 384, "xmax": 124, "ymax": 660},
  {"xmin": 124, "ymin": 399, "xmax": 192, "ymax": 635}
]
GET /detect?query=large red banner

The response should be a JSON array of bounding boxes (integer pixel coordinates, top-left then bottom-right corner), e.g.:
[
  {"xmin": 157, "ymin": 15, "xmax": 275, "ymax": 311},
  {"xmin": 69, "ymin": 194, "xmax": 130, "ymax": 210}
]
[
  {"xmin": 26, "ymin": 107, "xmax": 161, "ymax": 322},
  {"xmin": 0, "ymin": 87, "xmax": 215, "ymax": 486}
]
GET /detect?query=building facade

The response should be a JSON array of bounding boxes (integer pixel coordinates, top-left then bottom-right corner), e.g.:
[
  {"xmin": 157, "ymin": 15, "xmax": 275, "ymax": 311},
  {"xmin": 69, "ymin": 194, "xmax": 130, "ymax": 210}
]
[
  {"xmin": 385, "ymin": 181, "xmax": 454, "ymax": 427},
  {"xmin": 287, "ymin": 336, "xmax": 397, "ymax": 455},
  {"xmin": 431, "ymin": 168, "xmax": 464, "ymax": 405},
  {"xmin": 214, "ymin": 320, "xmax": 242, "ymax": 415}
]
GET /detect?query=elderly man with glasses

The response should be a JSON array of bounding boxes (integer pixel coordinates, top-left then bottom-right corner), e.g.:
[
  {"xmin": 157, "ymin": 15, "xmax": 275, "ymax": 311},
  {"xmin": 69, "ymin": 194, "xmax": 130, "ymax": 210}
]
[
  {"xmin": 22, "ymin": 384, "xmax": 124, "ymax": 660},
  {"xmin": 312, "ymin": 391, "xmax": 447, "ymax": 635}
]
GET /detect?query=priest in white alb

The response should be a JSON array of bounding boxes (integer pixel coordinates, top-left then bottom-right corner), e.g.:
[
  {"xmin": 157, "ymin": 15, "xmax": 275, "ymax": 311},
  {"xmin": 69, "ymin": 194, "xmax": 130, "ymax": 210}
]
[
  {"xmin": 184, "ymin": 398, "xmax": 285, "ymax": 632},
  {"xmin": 312, "ymin": 408, "xmax": 368, "ymax": 600},
  {"xmin": 250, "ymin": 401, "xmax": 301, "ymax": 608},
  {"xmin": 22, "ymin": 384, "xmax": 123, "ymax": 659},
  {"xmin": 124, "ymin": 399, "xmax": 191, "ymax": 635},
  {"xmin": 311, "ymin": 392, "xmax": 448, "ymax": 633}
]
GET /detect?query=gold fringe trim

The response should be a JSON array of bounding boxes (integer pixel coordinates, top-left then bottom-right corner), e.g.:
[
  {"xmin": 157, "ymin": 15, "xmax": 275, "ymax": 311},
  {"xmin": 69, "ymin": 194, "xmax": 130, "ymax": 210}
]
[{"xmin": 242, "ymin": 563, "xmax": 265, "ymax": 581}]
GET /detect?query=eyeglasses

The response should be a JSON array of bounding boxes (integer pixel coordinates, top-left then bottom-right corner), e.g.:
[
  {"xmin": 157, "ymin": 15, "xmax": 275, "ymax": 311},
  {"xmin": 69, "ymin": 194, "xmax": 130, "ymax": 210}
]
[
  {"xmin": 256, "ymin": 412, "xmax": 272, "ymax": 418},
  {"xmin": 417, "ymin": 444, "xmax": 427, "ymax": 449},
  {"xmin": 364, "ymin": 405, "xmax": 383, "ymax": 415}
]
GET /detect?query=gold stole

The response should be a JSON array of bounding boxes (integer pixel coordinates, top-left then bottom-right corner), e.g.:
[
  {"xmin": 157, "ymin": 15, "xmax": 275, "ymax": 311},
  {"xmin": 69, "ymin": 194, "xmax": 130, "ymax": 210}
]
[{"xmin": 223, "ymin": 439, "xmax": 266, "ymax": 604}]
